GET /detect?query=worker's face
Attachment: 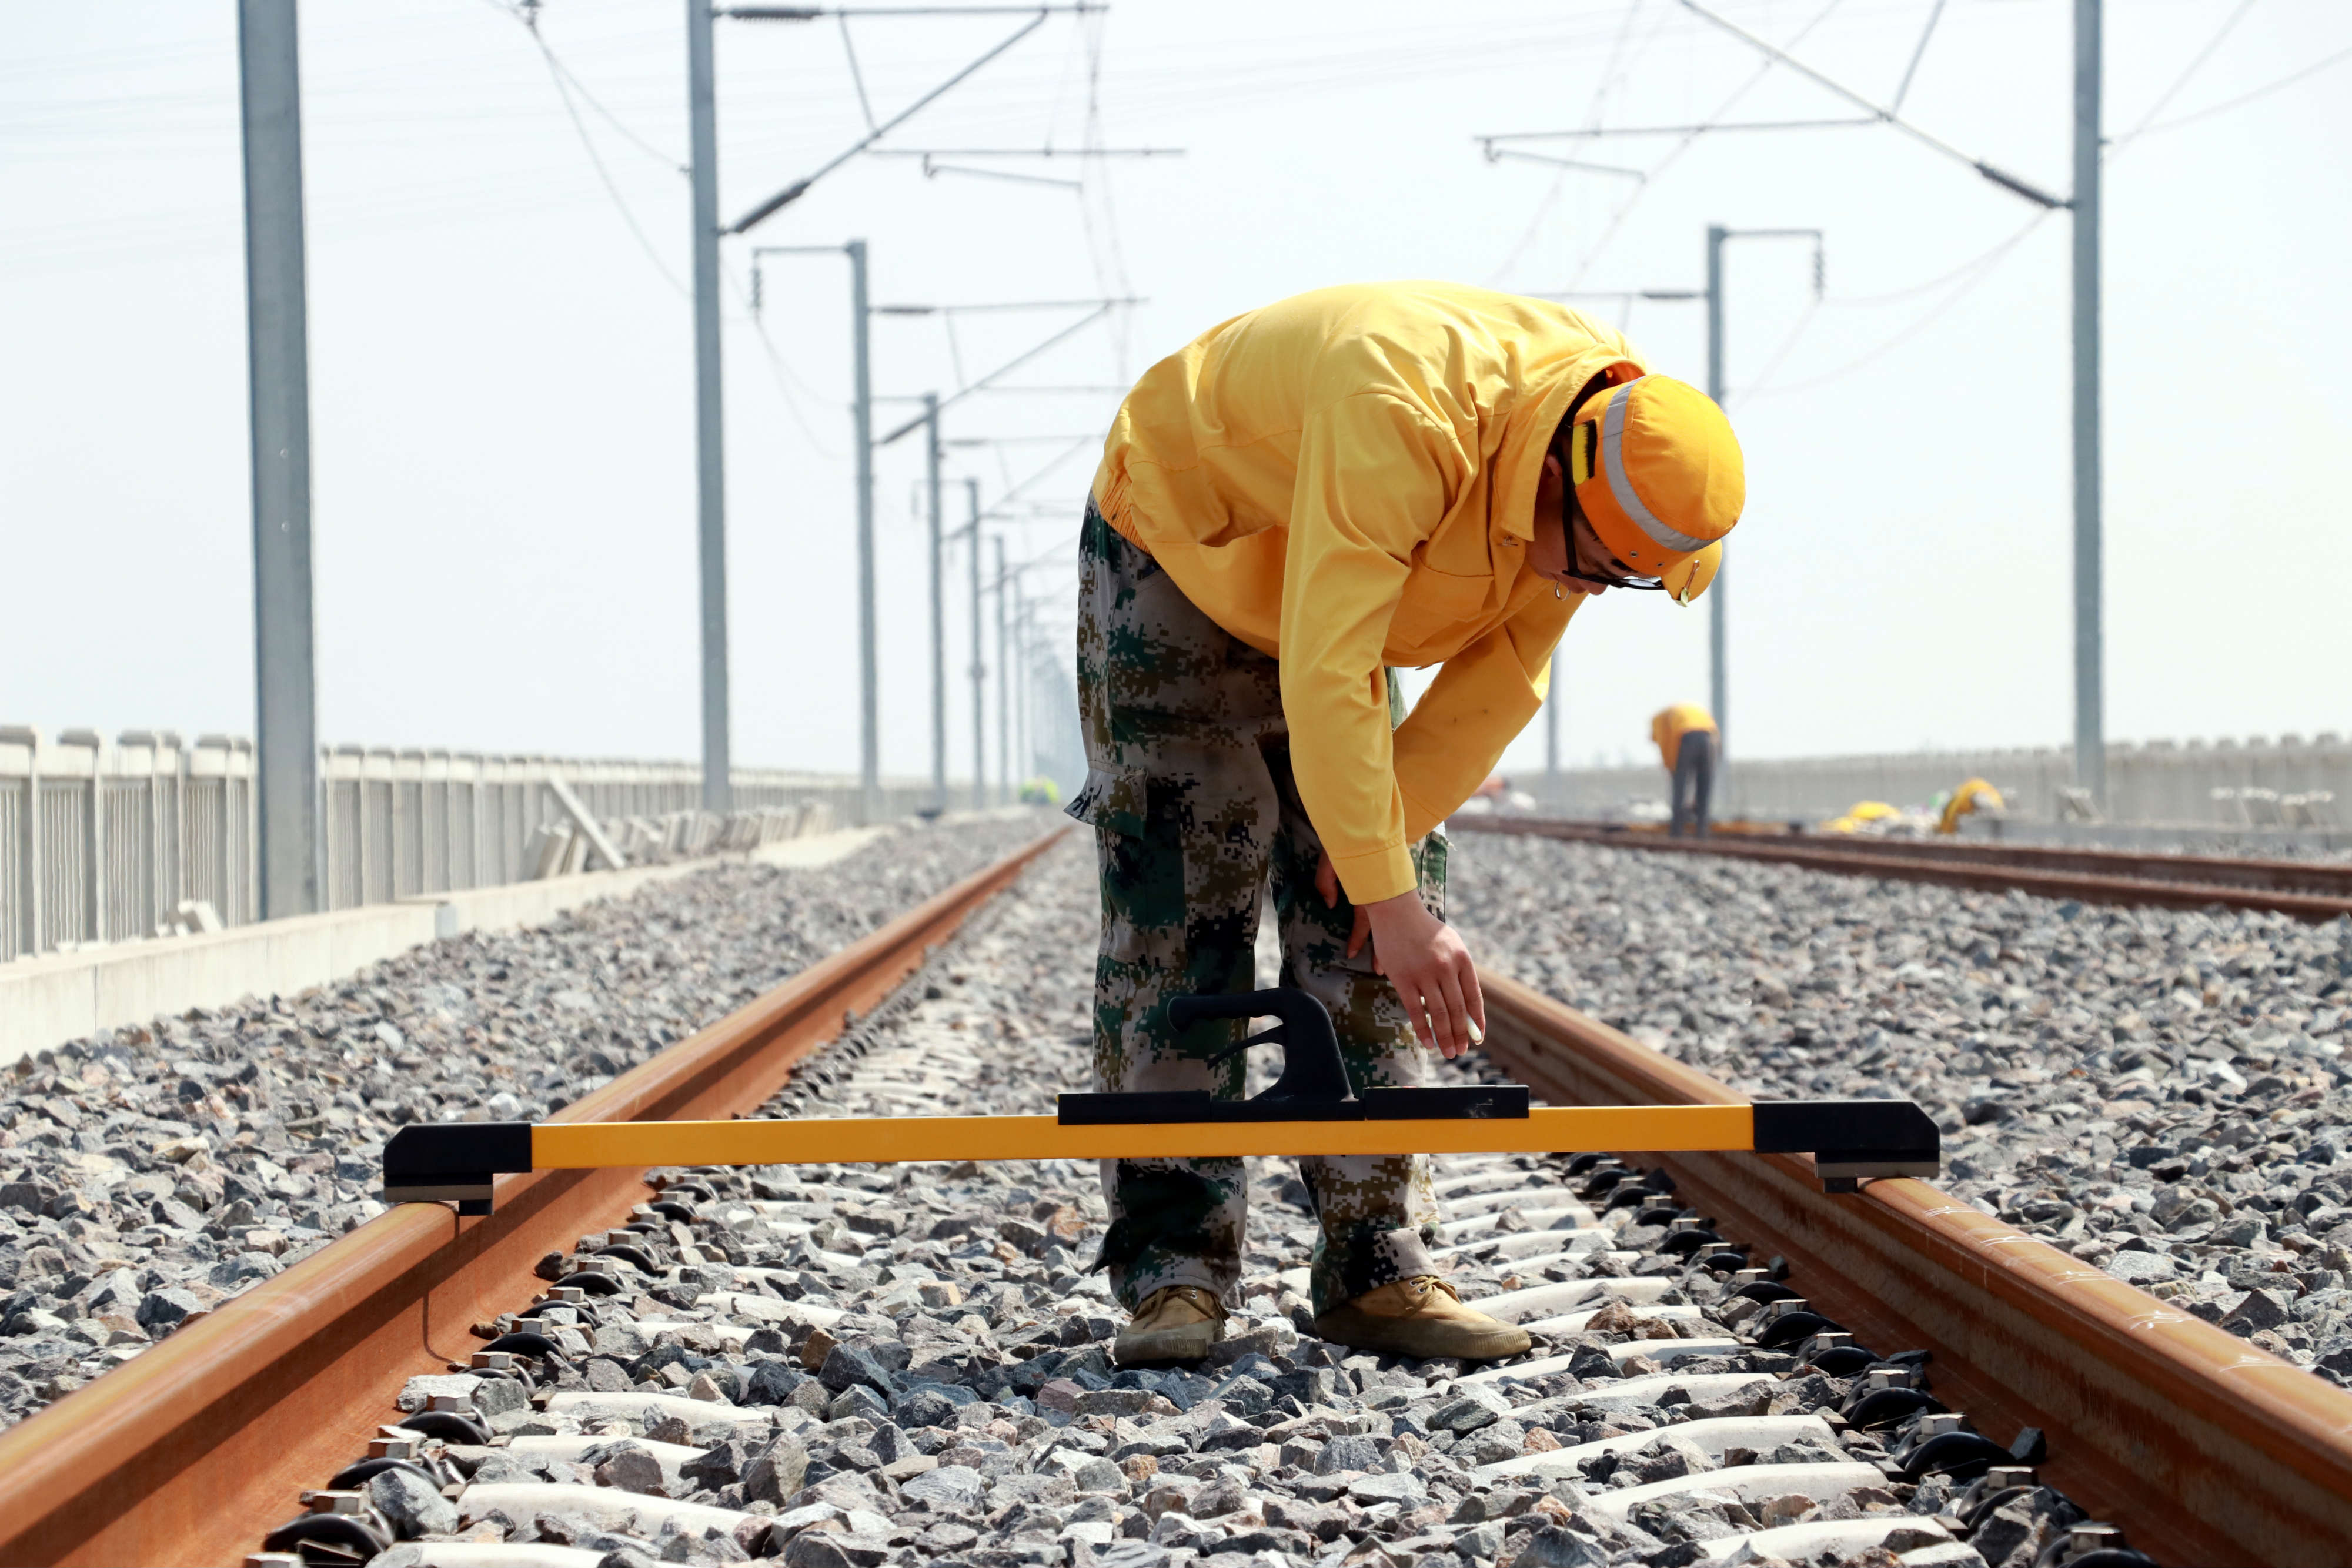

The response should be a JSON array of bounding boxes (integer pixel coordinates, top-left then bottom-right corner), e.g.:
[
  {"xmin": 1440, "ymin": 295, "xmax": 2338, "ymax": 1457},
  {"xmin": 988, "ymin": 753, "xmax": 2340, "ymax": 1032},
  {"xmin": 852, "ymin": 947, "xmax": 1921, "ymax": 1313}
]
[{"xmin": 1529, "ymin": 449, "xmax": 1635, "ymax": 598}]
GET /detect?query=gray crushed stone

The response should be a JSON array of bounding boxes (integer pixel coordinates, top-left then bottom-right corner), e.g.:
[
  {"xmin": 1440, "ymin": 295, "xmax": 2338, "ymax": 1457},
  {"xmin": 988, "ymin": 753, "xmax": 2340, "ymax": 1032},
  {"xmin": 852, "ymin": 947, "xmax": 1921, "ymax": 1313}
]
[
  {"xmin": 1450, "ymin": 832, "xmax": 2352, "ymax": 1392},
  {"xmin": 0, "ymin": 815, "xmax": 1051, "ymax": 1429},
  {"xmin": 320, "ymin": 838, "xmax": 2084, "ymax": 1568}
]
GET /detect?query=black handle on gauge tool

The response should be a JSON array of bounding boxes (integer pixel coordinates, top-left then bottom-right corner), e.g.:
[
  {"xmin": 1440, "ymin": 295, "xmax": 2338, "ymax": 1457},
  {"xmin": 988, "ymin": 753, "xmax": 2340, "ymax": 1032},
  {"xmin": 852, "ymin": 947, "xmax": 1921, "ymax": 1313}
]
[
  {"xmin": 1058, "ymin": 987, "xmax": 1529, "ymax": 1125},
  {"xmin": 1173, "ymin": 988, "xmax": 1354, "ymax": 1106}
]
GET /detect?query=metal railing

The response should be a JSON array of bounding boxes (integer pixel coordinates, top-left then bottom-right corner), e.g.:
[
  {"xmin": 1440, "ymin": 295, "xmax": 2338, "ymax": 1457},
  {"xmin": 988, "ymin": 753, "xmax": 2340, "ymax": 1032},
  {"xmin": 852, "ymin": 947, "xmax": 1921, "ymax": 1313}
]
[
  {"xmin": 1519, "ymin": 731, "xmax": 2352, "ymax": 827},
  {"xmin": 1, "ymin": 728, "xmax": 255, "ymax": 964},
  {"xmin": 0, "ymin": 726, "xmax": 960, "ymax": 964}
]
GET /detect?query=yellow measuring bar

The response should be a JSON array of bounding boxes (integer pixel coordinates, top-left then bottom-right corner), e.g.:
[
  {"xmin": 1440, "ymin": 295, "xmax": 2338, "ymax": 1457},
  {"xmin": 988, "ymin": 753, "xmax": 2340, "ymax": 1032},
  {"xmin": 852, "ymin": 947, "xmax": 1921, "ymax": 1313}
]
[
  {"xmin": 529, "ymin": 1105, "xmax": 1758, "ymax": 1169},
  {"xmin": 382, "ymin": 1096, "xmax": 1937, "ymax": 1213}
]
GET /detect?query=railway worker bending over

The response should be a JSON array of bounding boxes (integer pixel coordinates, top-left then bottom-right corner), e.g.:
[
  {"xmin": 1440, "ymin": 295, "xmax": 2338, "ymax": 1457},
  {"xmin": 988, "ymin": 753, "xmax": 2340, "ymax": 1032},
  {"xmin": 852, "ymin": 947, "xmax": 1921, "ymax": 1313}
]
[
  {"xmin": 1068, "ymin": 280, "xmax": 1745, "ymax": 1366},
  {"xmin": 1653, "ymin": 702, "xmax": 1720, "ymax": 837}
]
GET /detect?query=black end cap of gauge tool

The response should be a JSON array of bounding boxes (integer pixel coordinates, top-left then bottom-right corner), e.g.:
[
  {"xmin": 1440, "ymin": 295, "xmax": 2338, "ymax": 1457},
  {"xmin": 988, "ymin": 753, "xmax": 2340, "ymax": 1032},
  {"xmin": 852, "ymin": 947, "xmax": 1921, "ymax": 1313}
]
[
  {"xmin": 1752, "ymin": 1099, "xmax": 1941, "ymax": 1186},
  {"xmin": 382, "ymin": 1121, "xmax": 534, "ymax": 1212}
]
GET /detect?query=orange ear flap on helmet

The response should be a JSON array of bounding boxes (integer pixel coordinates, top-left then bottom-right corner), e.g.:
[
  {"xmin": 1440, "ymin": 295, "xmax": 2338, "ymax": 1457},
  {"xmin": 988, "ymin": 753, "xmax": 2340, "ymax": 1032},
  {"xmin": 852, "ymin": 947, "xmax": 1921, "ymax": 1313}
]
[{"xmin": 1663, "ymin": 541, "xmax": 1721, "ymax": 606}]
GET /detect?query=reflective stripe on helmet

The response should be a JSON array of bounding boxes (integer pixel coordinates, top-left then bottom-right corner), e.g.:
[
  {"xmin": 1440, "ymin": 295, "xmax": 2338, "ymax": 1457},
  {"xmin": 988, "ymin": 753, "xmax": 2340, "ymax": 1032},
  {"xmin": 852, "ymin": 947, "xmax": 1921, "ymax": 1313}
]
[{"xmin": 1601, "ymin": 380, "xmax": 1711, "ymax": 556}]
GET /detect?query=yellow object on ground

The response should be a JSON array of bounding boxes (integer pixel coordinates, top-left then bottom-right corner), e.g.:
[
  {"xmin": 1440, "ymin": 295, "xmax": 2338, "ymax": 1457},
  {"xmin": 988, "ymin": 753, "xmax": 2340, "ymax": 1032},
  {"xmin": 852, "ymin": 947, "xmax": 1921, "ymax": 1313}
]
[
  {"xmin": 1939, "ymin": 777, "xmax": 2004, "ymax": 835},
  {"xmin": 1091, "ymin": 282, "xmax": 1742, "ymax": 904},
  {"xmin": 1651, "ymin": 703, "xmax": 1719, "ymax": 773},
  {"xmin": 1017, "ymin": 776, "xmax": 1061, "ymax": 807},
  {"xmin": 529, "ymin": 1105, "xmax": 1758, "ymax": 1168},
  {"xmin": 1821, "ymin": 800, "xmax": 1900, "ymax": 833}
]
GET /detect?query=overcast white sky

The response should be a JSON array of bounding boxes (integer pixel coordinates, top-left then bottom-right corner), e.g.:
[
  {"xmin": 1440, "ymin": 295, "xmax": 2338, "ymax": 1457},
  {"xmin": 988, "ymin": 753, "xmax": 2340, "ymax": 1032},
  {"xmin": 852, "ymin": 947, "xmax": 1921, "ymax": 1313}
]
[{"xmin": 4, "ymin": 0, "xmax": 2348, "ymax": 779}]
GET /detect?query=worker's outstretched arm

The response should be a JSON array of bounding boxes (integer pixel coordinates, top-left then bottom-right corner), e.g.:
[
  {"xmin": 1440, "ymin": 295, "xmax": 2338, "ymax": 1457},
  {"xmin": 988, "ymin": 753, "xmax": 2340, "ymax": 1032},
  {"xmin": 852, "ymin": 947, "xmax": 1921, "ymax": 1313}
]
[
  {"xmin": 1278, "ymin": 391, "xmax": 1488, "ymax": 1058},
  {"xmin": 1278, "ymin": 392, "xmax": 1450, "ymax": 905},
  {"xmin": 1313, "ymin": 593, "xmax": 1574, "ymax": 1060},
  {"xmin": 1389, "ymin": 592, "xmax": 1577, "ymax": 844}
]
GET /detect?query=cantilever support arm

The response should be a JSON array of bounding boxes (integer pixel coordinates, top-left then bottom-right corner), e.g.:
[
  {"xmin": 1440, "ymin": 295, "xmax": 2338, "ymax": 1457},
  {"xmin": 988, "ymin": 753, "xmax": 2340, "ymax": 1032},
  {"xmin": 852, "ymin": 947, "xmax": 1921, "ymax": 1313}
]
[
  {"xmin": 727, "ymin": 8, "xmax": 1053, "ymax": 235},
  {"xmin": 1676, "ymin": 0, "xmax": 2068, "ymax": 210}
]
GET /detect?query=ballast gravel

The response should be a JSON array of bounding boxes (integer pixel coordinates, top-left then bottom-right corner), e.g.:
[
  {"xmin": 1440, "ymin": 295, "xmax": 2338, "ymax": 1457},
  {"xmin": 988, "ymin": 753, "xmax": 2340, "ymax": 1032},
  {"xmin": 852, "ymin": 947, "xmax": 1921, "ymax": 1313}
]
[
  {"xmin": 312, "ymin": 838, "xmax": 2090, "ymax": 1568},
  {"xmin": 1449, "ymin": 831, "xmax": 2352, "ymax": 1390},
  {"xmin": 0, "ymin": 815, "xmax": 1051, "ymax": 1430}
]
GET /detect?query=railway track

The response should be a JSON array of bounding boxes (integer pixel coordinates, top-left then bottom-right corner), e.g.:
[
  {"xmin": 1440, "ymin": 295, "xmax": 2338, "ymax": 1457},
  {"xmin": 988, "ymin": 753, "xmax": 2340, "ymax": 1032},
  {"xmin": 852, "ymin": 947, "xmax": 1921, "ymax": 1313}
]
[
  {"xmin": 1454, "ymin": 817, "xmax": 2352, "ymax": 923},
  {"xmin": 0, "ymin": 828, "xmax": 1067, "ymax": 1567},
  {"xmin": 0, "ymin": 828, "xmax": 2348, "ymax": 1566}
]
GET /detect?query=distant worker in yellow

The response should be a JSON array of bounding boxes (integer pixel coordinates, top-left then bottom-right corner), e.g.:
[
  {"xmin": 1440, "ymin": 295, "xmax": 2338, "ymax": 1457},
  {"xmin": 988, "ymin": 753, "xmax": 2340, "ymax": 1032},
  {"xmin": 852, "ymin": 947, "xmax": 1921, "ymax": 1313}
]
[
  {"xmin": 1653, "ymin": 703, "xmax": 1719, "ymax": 837},
  {"xmin": 1073, "ymin": 281, "xmax": 1744, "ymax": 1366},
  {"xmin": 1939, "ymin": 777, "xmax": 2004, "ymax": 835}
]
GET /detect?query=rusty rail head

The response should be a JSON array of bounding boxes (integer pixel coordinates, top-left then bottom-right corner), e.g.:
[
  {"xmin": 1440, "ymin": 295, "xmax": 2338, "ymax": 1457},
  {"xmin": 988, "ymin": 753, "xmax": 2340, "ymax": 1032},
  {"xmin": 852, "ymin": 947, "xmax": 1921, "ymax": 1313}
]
[
  {"xmin": 1454, "ymin": 815, "xmax": 2352, "ymax": 922},
  {"xmin": 1477, "ymin": 968, "xmax": 2352, "ymax": 1564},
  {"xmin": 0, "ymin": 825, "xmax": 1067, "ymax": 1568},
  {"xmin": 1698, "ymin": 828, "xmax": 2352, "ymax": 897},
  {"xmin": 1721, "ymin": 830, "xmax": 2352, "ymax": 898}
]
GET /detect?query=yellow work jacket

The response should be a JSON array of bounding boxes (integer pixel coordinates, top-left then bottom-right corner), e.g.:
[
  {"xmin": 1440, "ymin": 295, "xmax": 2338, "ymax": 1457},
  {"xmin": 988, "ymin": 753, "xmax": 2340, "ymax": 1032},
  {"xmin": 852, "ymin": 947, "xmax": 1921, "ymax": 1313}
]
[
  {"xmin": 1093, "ymin": 281, "xmax": 1647, "ymax": 903},
  {"xmin": 1652, "ymin": 703, "xmax": 1718, "ymax": 772}
]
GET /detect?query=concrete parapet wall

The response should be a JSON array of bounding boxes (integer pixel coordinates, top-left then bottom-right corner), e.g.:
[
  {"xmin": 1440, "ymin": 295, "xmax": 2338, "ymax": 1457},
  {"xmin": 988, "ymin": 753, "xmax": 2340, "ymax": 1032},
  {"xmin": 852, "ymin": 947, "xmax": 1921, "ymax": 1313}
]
[
  {"xmin": 0, "ymin": 824, "xmax": 894, "ymax": 1066},
  {"xmin": 0, "ymin": 902, "xmax": 440, "ymax": 1070},
  {"xmin": 0, "ymin": 720, "xmax": 977, "ymax": 964}
]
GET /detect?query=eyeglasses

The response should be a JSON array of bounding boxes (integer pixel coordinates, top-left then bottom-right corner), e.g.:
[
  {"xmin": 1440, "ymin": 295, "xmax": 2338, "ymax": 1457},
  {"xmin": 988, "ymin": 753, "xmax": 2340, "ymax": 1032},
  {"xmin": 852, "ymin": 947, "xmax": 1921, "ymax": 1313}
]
[
  {"xmin": 1559, "ymin": 484, "xmax": 1665, "ymax": 591},
  {"xmin": 1563, "ymin": 563, "xmax": 1666, "ymax": 592}
]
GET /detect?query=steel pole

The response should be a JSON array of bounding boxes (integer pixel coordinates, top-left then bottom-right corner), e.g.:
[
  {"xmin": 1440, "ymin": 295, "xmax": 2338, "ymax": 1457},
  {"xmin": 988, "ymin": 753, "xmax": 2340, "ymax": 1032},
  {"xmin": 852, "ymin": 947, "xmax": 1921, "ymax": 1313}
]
[
  {"xmin": 239, "ymin": 0, "xmax": 319, "ymax": 920},
  {"xmin": 1705, "ymin": 223, "xmax": 1728, "ymax": 767},
  {"xmin": 2072, "ymin": 0, "xmax": 2105, "ymax": 807},
  {"xmin": 848, "ymin": 240, "xmax": 879, "ymax": 820},
  {"xmin": 994, "ymin": 537, "xmax": 1011, "ymax": 804},
  {"xmin": 924, "ymin": 394, "xmax": 946, "ymax": 811},
  {"xmin": 1545, "ymin": 647, "xmax": 1561, "ymax": 804},
  {"xmin": 686, "ymin": 0, "xmax": 730, "ymax": 813},
  {"xmin": 965, "ymin": 480, "xmax": 985, "ymax": 811},
  {"xmin": 1013, "ymin": 589, "xmax": 1030, "ymax": 787}
]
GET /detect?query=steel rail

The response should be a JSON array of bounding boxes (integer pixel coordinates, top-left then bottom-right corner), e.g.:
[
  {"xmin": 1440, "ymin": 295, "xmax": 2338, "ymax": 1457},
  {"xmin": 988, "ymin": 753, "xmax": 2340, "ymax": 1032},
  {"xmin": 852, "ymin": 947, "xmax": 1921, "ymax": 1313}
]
[
  {"xmin": 0, "ymin": 826, "xmax": 1068, "ymax": 1568},
  {"xmin": 1715, "ymin": 827, "xmax": 2352, "ymax": 898},
  {"xmin": 1477, "ymin": 968, "xmax": 2352, "ymax": 1564},
  {"xmin": 1551, "ymin": 815, "xmax": 2352, "ymax": 897},
  {"xmin": 1457, "ymin": 815, "xmax": 2352, "ymax": 921}
]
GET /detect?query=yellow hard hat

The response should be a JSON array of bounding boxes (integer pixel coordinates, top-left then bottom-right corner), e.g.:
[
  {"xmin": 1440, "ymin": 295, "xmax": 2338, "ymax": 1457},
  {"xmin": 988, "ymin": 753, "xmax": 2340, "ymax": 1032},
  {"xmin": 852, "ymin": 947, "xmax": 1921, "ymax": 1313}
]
[{"xmin": 1565, "ymin": 376, "xmax": 1744, "ymax": 599}]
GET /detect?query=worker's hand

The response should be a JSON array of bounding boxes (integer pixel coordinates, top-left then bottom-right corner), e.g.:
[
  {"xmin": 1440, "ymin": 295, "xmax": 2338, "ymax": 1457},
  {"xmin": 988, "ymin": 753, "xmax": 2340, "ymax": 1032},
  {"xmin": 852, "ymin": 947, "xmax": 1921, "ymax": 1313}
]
[{"xmin": 1315, "ymin": 851, "xmax": 1486, "ymax": 1059}]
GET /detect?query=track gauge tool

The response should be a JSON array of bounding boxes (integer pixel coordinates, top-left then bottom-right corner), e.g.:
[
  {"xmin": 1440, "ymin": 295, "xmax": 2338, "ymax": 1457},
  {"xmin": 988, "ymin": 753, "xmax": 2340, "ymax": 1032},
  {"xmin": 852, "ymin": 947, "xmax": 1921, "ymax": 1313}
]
[{"xmin": 383, "ymin": 988, "xmax": 1938, "ymax": 1214}]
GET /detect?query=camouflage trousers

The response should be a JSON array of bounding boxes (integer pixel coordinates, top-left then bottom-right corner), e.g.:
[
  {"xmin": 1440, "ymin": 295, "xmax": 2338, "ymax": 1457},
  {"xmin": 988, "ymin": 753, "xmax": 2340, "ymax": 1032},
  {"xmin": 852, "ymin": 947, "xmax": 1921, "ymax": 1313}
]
[{"xmin": 1065, "ymin": 502, "xmax": 1446, "ymax": 1316}]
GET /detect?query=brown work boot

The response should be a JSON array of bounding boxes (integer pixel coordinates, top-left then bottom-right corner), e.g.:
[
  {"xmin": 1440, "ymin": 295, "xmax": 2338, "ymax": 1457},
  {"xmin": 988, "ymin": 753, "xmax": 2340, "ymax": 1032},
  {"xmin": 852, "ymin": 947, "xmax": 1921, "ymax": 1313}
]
[
  {"xmin": 1313, "ymin": 1276, "xmax": 1531, "ymax": 1362},
  {"xmin": 1113, "ymin": 1284, "xmax": 1228, "ymax": 1366}
]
